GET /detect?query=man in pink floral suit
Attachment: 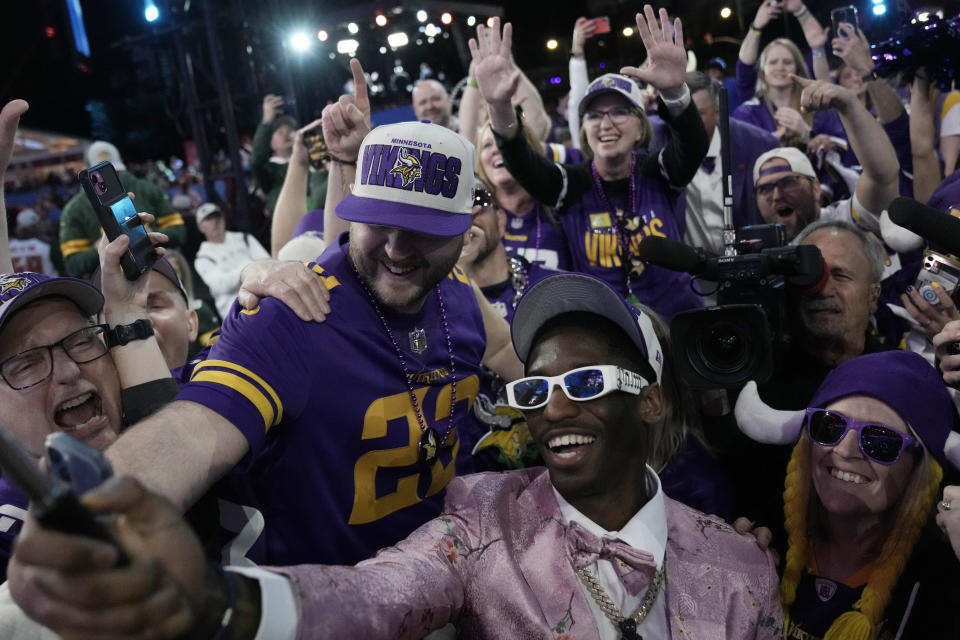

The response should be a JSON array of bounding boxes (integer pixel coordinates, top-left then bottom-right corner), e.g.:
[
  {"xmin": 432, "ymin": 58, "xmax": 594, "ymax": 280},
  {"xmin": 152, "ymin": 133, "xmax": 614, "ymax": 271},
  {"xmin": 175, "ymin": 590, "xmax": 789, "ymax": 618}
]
[{"xmin": 7, "ymin": 271, "xmax": 783, "ymax": 640}]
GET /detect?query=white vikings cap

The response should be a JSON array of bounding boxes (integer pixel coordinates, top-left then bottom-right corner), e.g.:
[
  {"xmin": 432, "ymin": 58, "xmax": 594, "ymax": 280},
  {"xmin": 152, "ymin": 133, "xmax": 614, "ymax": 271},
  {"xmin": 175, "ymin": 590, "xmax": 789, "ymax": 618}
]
[
  {"xmin": 335, "ymin": 121, "xmax": 476, "ymax": 237},
  {"xmin": 578, "ymin": 73, "xmax": 646, "ymax": 117},
  {"xmin": 753, "ymin": 146, "xmax": 816, "ymax": 186}
]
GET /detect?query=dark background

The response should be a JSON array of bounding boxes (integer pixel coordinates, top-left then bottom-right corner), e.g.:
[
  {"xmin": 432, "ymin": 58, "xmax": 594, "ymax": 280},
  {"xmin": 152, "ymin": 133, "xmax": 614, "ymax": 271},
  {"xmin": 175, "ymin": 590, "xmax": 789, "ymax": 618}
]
[{"xmin": 0, "ymin": 0, "xmax": 946, "ymax": 162}]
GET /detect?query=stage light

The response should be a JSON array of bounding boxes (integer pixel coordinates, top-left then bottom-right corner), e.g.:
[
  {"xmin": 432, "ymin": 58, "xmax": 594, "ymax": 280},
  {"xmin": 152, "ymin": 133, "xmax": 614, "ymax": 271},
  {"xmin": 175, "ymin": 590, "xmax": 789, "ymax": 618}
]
[
  {"xmin": 290, "ymin": 31, "xmax": 311, "ymax": 52},
  {"xmin": 144, "ymin": 2, "xmax": 159, "ymax": 22},
  {"xmin": 917, "ymin": 11, "xmax": 929, "ymax": 21},
  {"xmin": 720, "ymin": 7, "xmax": 732, "ymax": 19},
  {"xmin": 379, "ymin": 46, "xmax": 387, "ymax": 54},
  {"xmin": 425, "ymin": 23, "xmax": 438, "ymax": 37},
  {"xmin": 467, "ymin": 16, "xmax": 476, "ymax": 26},
  {"xmin": 387, "ymin": 32, "xmax": 409, "ymax": 47},
  {"xmin": 417, "ymin": 10, "xmax": 428, "ymax": 22},
  {"xmin": 347, "ymin": 22, "xmax": 359, "ymax": 34},
  {"xmin": 486, "ymin": 17, "xmax": 495, "ymax": 27},
  {"xmin": 441, "ymin": 12, "xmax": 452, "ymax": 25},
  {"xmin": 376, "ymin": 14, "xmax": 387, "ymax": 27},
  {"xmin": 873, "ymin": 4, "xmax": 886, "ymax": 15},
  {"xmin": 45, "ymin": 26, "xmax": 56, "ymax": 38},
  {"xmin": 337, "ymin": 39, "xmax": 359, "ymax": 54},
  {"xmin": 622, "ymin": 26, "xmax": 634, "ymax": 36},
  {"xmin": 317, "ymin": 29, "xmax": 329, "ymax": 41},
  {"xmin": 546, "ymin": 39, "xmax": 558, "ymax": 50},
  {"xmin": 550, "ymin": 76, "xmax": 562, "ymax": 85}
]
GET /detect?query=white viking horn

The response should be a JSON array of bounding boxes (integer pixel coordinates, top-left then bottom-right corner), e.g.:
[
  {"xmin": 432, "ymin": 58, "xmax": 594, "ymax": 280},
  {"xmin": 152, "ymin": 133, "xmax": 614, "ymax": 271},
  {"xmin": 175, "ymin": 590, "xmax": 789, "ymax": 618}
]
[
  {"xmin": 945, "ymin": 431, "xmax": 960, "ymax": 471},
  {"xmin": 734, "ymin": 380, "xmax": 806, "ymax": 445}
]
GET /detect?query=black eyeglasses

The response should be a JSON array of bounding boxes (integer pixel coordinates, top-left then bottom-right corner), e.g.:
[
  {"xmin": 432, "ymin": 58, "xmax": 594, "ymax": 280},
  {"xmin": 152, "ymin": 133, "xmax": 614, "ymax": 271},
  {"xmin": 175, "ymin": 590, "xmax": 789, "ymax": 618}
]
[
  {"xmin": 583, "ymin": 106, "xmax": 635, "ymax": 123},
  {"xmin": 474, "ymin": 187, "xmax": 494, "ymax": 209},
  {"xmin": 0, "ymin": 325, "xmax": 110, "ymax": 390},
  {"xmin": 805, "ymin": 408, "xmax": 920, "ymax": 465},
  {"xmin": 755, "ymin": 174, "xmax": 810, "ymax": 198}
]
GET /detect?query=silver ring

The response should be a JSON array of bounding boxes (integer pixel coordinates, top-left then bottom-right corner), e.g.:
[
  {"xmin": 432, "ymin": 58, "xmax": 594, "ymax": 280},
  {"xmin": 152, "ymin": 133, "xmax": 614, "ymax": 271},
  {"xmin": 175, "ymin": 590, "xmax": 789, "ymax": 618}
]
[{"xmin": 941, "ymin": 500, "xmax": 953, "ymax": 511}]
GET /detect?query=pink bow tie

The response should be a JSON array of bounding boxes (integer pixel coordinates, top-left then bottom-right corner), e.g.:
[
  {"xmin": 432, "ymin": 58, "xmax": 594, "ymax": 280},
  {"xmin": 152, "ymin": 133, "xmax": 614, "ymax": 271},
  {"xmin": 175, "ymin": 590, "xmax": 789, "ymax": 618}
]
[{"xmin": 566, "ymin": 522, "xmax": 658, "ymax": 596}]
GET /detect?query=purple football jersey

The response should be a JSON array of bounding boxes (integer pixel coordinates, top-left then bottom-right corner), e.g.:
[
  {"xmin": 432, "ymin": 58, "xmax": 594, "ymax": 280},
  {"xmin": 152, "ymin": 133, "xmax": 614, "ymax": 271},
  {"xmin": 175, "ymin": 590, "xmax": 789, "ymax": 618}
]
[
  {"xmin": 0, "ymin": 477, "xmax": 27, "ymax": 575},
  {"xmin": 502, "ymin": 202, "xmax": 572, "ymax": 271},
  {"xmin": 177, "ymin": 237, "xmax": 487, "ymax": 566},
  {"xmin": 562, "ymin": 177, "xmax": 703, "ymax": 319}
]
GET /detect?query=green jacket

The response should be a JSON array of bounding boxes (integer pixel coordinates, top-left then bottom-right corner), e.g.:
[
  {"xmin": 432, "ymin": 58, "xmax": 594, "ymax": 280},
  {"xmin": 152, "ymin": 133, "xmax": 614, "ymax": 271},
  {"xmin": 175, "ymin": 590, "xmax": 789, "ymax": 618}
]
[
  {"xmin": 251, "ymin": 122, "xmax": 329, "ymax": 211},
  {"xmin": 60, "ymin": 171, "xmax": 186, "ymax": 279}
]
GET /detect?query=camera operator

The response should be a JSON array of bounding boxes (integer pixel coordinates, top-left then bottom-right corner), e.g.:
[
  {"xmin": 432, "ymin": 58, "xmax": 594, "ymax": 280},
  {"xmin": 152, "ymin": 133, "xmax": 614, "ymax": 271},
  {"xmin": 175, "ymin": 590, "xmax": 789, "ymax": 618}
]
[{"xmin": 752, "ymin": 77, "xmax": 900, "ymax": 243}]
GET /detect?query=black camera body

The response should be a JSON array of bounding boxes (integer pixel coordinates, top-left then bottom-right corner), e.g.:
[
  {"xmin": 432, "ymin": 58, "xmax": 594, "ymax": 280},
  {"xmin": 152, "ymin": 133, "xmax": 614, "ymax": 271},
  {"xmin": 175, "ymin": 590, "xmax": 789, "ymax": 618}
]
[
  {"xmin": 666, "ymin": 226, "xmax": 823, "ymax": 389},
  {"xmin": 871, "ymin": 13, "xmax": 960, "ymax": 90}
]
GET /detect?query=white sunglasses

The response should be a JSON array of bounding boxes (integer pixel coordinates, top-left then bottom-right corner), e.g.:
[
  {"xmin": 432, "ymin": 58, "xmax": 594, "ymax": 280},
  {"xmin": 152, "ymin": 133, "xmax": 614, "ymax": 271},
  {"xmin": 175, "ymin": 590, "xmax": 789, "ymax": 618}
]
[{"xmin": 505, "ymin": 365, "xmax": 648, "ymax": 410}]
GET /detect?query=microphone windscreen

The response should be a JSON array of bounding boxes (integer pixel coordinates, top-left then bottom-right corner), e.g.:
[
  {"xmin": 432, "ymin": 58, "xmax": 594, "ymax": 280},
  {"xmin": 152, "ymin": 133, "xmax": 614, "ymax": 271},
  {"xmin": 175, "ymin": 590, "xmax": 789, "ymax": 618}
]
[
  {"xmin": 635, "ymin": 236, "xmax": 705, "ymax": 274},
  {"xmin": 888, "ymin": 197, "xmax": 960, "ymax": 255}
]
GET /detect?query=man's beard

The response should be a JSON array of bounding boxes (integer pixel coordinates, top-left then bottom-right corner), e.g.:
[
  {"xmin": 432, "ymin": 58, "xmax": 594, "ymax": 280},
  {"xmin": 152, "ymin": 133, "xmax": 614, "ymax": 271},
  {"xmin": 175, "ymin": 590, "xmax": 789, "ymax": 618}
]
[{"xmin": 349, "ymin": 238, "xmax": 462, "ymax": 313}]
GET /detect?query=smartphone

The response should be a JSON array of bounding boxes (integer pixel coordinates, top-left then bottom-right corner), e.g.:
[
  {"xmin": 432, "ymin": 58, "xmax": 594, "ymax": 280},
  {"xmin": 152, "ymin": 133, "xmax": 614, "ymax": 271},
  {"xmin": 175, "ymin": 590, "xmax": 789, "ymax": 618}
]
[
  {"xmin": 45, "ymin": 432, "xmax": 113, "ymax": 496},
  {"xmin": 0, "ymin": 423, "xmax": 126, "ymax": 562},
  {"xmin": 78, "ymin": 161, "xmax": 157, "ymax": 280},
  {"xmin": 593, "ymin": 16, "xmax": 611, "ymax": 34},
  {"xmin": 768, "ymin": 0, "xmax": 782, "ymax": 6},
  {"xmin": 302, "ymin": 123, "xmax": 330, "ymax": 170},
  {"xmin": 831, "ymin": 6, "xmax": 859, "ymax": 38}
]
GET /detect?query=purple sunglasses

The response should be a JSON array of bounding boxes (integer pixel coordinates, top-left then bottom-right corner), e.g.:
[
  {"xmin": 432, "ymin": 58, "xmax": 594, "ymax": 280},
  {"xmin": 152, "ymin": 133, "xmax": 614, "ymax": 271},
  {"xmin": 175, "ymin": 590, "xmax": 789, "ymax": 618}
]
[{"xmin": 805, "ymin": 408, "xmax": 920, "ymax": 465}]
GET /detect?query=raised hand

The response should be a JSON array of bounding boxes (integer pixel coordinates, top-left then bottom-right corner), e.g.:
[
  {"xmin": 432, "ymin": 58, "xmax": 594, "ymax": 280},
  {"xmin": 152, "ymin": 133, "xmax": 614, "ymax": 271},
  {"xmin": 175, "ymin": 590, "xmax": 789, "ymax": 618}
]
[
  {"xmin": 752, "ymin": 0, "xmax": 783, "ymax": 30},
  {"xmin": 261, "ymin": 93, "xmax": 284, "ymax": 124},
  {"xmin": 831, "ymin": 22, "xmax": 873, "ymax": 74},
  {"xmin": 619, "ymin": 5, "xmax": 687, "ymax": 96},
  {"xmin": 774, "ymin": 106, "xmax": 811, "ymax": 139},
  {"xmin": 292, "ymin": 118, "xmax": 320, "ymax": 169},
  {"xmin": 469, "ymin": 17, "xmax": 522, "ymax": 106},
  {"xmin": 321, "ymin": 58, "xmax": 371, "ymax": 163},
  {"xmin": 97, "ymin": 208, "xmax": 169, "ymax": 318},
  {"xmin": 572, "ymin": 17, "xmax": 598, "ymax": 56},
  {"xmin": 0, "ymin": 99, "xmax": 28, "ymax": 180},
  {"xmin": 793, "ymin": 74, "xmax": 856, "ymax": 113},
  {"xmin": 902, "ymin": 283, "xmax": 960, "ymax": 339}
]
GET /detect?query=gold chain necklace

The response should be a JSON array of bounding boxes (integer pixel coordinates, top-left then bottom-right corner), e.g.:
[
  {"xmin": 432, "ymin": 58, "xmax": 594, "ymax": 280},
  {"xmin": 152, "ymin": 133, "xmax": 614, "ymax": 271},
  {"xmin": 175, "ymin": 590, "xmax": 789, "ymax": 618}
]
[{"xmin": 576, "ymin": 561, "xmax": 665, "ymax": 640}]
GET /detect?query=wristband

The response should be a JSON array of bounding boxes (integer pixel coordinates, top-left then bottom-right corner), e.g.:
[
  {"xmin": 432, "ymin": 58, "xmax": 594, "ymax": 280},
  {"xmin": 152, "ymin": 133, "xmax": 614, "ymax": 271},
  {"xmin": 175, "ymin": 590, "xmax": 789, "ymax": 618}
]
[
  {"xmin": 329, "ymin": 155, "xmax": 357, "ymax": 166},
  {"xmin": 861, "ymin": 69, "xmax": 880, "ymax": 83},
  {"xmin": 106, "ymin": 319, "xmax": 154, "ymax": 348},
  {"xmin": 571, "ymin": 51, "xmax": 585, "ymax": 59},
  {"xmin": 750, "ymin": 23, "xmax": 763, "ymax": 33},
  {"xmin": 812, "ymin": 48, "xmax": 826, "ymax": 57},
  {"xmin": 792, "ymin": 5, "xmax": 810, "ymax": 19}
]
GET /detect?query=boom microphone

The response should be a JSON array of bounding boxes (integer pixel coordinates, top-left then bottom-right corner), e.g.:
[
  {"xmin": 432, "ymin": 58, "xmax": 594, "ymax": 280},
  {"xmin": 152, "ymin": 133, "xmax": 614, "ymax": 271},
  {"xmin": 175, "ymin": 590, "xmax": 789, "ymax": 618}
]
[
  {"xmin": 636, "ymin": 236, "xmax": 709, "ymax": 274},
  {"xmin": 888, "ymin": 197, "xmax": 960, "ymax": 256}
]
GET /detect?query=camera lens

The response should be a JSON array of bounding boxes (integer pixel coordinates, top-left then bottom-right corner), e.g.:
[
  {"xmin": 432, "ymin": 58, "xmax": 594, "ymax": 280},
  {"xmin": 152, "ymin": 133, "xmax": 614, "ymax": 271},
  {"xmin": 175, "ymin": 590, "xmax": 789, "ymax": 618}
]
[{"xmin": 696, "ymin": 321, "xmax": 751, "ymax": 374}]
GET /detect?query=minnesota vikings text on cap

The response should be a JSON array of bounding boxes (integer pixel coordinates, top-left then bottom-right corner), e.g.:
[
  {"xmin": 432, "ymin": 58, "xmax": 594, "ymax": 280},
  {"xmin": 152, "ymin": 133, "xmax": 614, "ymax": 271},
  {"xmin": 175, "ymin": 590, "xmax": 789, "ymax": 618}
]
[{"xmin": 360, "ymin": 143, "xmax": 461, "ymax": 197}]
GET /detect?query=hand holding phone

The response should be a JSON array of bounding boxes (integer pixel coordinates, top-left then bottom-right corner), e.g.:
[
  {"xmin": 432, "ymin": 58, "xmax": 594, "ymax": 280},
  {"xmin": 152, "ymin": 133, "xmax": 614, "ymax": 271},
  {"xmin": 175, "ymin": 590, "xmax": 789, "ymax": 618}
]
[
  {"xmin": 592, "ymin": 16, "xmax": 611, "ymax": 34},
  {"xmin": 831, "ymin": 6, "xmax": 859, "ymax": 39},
  {"xmin": 45, "ymin": 432, "xmax": 113, "ymax": 496},
  {"xmin": 302, "ymin": 123, "xmax": 330, "ymax": 170},
  {"xmin": 78, "ymin": 161, "xmax": 158, "ymax": 280}
]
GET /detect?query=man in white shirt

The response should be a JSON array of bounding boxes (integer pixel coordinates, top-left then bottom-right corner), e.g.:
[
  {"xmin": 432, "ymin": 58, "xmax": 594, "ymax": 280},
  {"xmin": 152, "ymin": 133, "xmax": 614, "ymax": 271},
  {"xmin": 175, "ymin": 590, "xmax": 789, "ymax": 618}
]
[
  {"xmin": 7, "ymin": 272, "xmax": 782, "ymax": 640},
  {"xmin": 9, "ymin": 209, "xmax": 58, "ymax": 276},
  {"xmin": 193, "ymin": 202, "xmax": 271, "ymax": 319}
]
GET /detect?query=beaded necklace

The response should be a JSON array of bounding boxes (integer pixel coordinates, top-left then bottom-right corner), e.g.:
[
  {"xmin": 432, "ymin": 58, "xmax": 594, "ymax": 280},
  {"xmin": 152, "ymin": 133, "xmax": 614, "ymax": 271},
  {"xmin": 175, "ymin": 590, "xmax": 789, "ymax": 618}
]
[
  {"xmin": 507, "ymin": 255, "xmax": 529, "ymax": 310},
  {"xmin": 350, "ymin": 263, "xmax": 457, "ymax": 470},
  {"xmin": 591, "ymin": 151, "xmax": 641, "ymax": 295}
]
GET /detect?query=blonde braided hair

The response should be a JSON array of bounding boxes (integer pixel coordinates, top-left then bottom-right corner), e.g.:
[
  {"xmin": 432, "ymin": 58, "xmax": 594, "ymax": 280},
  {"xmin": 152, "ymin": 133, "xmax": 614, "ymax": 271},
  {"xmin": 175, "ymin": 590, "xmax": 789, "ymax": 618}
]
[{"xmin": 781, "ymin": 434, "xmax": 943, "ymax": 640}]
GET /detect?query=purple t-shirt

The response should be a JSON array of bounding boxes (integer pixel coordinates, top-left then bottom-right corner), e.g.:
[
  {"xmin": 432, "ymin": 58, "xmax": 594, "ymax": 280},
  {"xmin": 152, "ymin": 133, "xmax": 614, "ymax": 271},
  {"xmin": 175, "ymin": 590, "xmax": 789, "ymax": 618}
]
[
  {"xmin": 177, "ymin": 236, "xmax": 487, "ymax": 566},
  {"xmin": 0, "ymin": 478, "xmax": 27, "ymax": 576},
  {"xmin": 501, "ymin": 202, "xmax": 572, "ymax": 271}
]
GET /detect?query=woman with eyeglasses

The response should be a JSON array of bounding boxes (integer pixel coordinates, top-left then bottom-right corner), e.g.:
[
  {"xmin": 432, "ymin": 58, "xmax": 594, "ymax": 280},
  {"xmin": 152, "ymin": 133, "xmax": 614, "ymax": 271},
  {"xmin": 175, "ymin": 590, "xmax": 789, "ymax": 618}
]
[
  {"xmin": 738, "ymin": 350, "xmax": 960, "ymax": 639},
  {"xmin": 471, "ymin": 7, "xmax": 708, "ymax": 319}
]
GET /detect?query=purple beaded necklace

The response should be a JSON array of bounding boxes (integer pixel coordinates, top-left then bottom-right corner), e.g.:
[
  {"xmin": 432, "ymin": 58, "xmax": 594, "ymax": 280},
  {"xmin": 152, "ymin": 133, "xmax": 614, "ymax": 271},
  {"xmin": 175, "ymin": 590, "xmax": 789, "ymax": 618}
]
[
  {"xmin": 591, "ymin": 150, "xmax": 640, "ymax": 291},
  {"xmin": 350, "ymin": 263, "xmax": 457, "ymax": 469}
]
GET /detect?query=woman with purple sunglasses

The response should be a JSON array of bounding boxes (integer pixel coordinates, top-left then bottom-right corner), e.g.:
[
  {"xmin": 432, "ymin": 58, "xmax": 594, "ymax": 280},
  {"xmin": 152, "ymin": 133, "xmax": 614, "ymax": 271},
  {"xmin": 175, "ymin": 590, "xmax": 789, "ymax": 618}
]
[{"xmin": 736, "ymin": 349, "xmax": 960, "ymax": 639}]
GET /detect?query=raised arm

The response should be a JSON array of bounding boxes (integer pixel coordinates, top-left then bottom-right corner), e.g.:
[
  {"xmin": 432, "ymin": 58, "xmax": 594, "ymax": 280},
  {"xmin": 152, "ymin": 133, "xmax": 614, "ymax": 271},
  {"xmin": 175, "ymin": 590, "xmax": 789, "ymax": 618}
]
[
  {"xmin": 322, "ymin": 59, "xmax": 371, "ymax": 242},
  {"xmin": 0, "ymin": 100, "xmax": 28, "ymax": 274},
  {"xmin": 271, "ymin": 120, "xmax": 317, "ymax": 256},
  {"xmin": 832, "ymin": 23, "xmax": 904, "ymax": 125},
  {"xmin": 739, "ymin": 1, "xmax": 782, "ymax": 66},
  {"xmin": 567, "ymin": 18, "xmax": 595, "ymax": 147},
  {"xmin": 909, "ymin": 76, "xmax": 943, "ymax": 205},
  {"xmin": 795, "ymin": 75, "xmax": 899, "ymax": 214},
  {"xmin": 786, "ymin": 0, "xmax": 831, "ymax": 80}
]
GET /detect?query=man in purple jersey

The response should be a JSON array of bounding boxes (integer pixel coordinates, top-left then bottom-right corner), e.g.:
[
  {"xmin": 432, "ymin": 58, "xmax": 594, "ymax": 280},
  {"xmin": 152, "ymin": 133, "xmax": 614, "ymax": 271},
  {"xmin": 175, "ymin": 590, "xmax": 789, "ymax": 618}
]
[{"xmin": 57, "ymin": 112, "xmax": 519, "ymax": 568}]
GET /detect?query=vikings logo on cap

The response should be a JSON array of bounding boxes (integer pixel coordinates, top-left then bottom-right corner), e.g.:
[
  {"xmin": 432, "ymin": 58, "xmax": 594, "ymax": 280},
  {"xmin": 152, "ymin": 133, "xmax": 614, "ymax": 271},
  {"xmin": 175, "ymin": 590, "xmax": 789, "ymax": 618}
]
[
  {"xmin": 390, "ymin": 148, "xmax": 423, "ymax": 188},
  {"xmin": 579, "ymin": 73, "xmax": 644, "ymax": 117},
  {"xmin": 335, "ymin": 121, "xmax": 476, "ymax": 237},
  {"xmin": 0, "ymin": 274, "xmax": 39, "ymax": 302}
]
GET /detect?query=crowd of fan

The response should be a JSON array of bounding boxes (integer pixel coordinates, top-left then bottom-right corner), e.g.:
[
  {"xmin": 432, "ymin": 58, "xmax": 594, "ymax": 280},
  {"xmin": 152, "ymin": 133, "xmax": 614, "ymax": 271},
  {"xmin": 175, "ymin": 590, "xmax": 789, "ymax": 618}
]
[{"xmin": 0, "ymin": 2, "xmax": 959, "ymax": 639}]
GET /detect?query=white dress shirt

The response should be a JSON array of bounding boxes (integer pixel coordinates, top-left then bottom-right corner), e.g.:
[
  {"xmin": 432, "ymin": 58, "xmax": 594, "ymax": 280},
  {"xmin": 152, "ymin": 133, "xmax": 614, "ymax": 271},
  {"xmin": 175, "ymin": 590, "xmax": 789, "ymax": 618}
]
[
  {"xmin": 553, "ymin": 466, "xmax": 669, "ymax": 640},
  {"xmin": 683, "ymin": 127, "xmax": 726, "ymax": 256}
]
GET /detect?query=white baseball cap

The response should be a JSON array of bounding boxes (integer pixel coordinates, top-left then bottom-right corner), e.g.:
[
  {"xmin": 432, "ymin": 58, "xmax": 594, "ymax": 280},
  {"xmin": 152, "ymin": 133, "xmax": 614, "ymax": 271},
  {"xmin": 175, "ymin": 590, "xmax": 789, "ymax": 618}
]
[
  {"xmin": 335, "ymin": 121, "xmax": 475, "ymax": 237},
  {"xmin": 578, "ymin": 73, "xmax": 646, "ymax": 117},
  {"xmin": 15, "ymin": 208, "xmax": 40, "ymax": 232},
  {"xmin": 196, "ymin": 202, "xmax": 222, "ymax": 224},
  {"xmin": 753, "ymin": 147, "xmax": 817, "ymax": 186},
  {"xmin": 86, "ymin": 141, "xmax": 126, "ymax": 172}
]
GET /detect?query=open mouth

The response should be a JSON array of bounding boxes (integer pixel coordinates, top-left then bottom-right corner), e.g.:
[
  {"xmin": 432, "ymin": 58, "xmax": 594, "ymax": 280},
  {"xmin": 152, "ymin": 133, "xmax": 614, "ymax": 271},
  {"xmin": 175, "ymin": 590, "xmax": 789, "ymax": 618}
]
[
  {"xmin": 829, "ymin": 467, "xmax": 868, "ymax": 484},
  {"xmin": 54, "ymin": 392, "xmax": 104, "ymax": 431},
  {"xmin": 598, "ymin": 135, "xmax": 620, "ymax": 143},
  {"xmin": 775, "ymin": 206, "xmax": 794, "ymax": 219},
  {"xmin": 492, "ymin": 159, "xmax": 505, "ymax": 168},
  {"xmin": 545, "ymin": 433, "xmax": 596, "ymax": 460}
]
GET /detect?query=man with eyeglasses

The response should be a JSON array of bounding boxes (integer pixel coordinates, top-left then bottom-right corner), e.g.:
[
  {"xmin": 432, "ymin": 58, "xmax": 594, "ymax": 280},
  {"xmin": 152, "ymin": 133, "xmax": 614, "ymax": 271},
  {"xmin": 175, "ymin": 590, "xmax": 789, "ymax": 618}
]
[
  {"xmin": 6, "ymin": 272, "xmax": 782, "ymax": 640},
  {"xmin": 752, "ymin": 77, "xmax": 899, "ymax": 243}
]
